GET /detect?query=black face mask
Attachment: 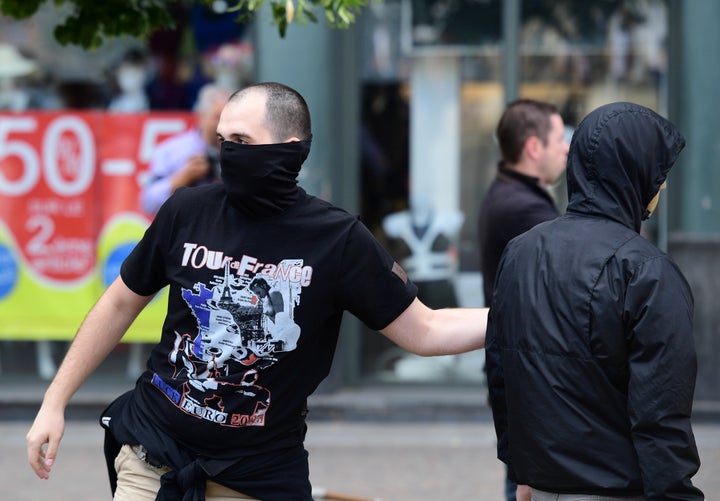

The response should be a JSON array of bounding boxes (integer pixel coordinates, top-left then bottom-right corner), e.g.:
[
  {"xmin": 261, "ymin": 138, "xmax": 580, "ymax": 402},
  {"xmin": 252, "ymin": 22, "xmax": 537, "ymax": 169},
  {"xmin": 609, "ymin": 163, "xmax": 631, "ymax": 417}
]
[{"xmin": 220, "ymin": 139, "xmax": 311, "ymax": 217}]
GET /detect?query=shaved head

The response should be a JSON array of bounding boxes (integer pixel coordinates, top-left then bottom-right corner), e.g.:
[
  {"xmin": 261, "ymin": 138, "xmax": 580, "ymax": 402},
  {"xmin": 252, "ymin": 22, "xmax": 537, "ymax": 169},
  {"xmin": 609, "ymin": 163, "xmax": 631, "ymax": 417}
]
[{"xmin": 229, "ymin": 82, "xmax": 312, "ymax": 143}]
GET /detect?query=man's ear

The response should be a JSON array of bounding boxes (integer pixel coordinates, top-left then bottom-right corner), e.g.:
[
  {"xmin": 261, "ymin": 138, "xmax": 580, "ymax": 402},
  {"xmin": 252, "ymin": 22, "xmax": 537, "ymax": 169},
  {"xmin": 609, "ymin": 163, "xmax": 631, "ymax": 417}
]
[
  {"xmin": 524, "ymin": 136, "xmax": 542, "ymax": 161},
  {"xmin": 284, "ymin": 137, "xmax": 300, "ymax": 143}
]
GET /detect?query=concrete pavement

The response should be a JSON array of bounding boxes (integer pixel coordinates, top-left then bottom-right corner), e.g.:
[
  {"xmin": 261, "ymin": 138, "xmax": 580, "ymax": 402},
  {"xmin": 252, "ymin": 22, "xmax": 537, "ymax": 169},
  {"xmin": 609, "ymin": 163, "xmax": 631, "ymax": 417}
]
[
  {"xmin": 3, "ymin": 419, "xmax": 720, "ymax": 500},
  {"xmin": 2, "ymin": 381, "xmax": 719, "ymax": 500}
]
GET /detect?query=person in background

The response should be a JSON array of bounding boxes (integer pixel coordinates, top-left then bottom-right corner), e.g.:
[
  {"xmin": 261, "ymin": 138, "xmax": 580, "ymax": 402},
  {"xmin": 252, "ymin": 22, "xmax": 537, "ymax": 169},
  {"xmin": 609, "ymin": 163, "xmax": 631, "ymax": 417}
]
[
  {"xmin": 108, "ymin": 48, "xmax": 150, "ymax": 113},
  {"xmin": 26, "ymin": 82, "xmax": 488, "ymax": 501},
  {"xmin": 140, "ymin": 83, "xmax": 232, "ymax": 215},
  {"xmin": 485, "ymin": 102, "xmax": 703, "ymax": 500},
  {"xmin": 0, "ymin": 43, "xmax": 38, "ymax": 111},
  {"xmin": 477, "ymin": 98, "xmax": 569, "ymax": 501},
  {"xmin": 477, "ymin": 99, "xmax": 569, "ymax": 309}
]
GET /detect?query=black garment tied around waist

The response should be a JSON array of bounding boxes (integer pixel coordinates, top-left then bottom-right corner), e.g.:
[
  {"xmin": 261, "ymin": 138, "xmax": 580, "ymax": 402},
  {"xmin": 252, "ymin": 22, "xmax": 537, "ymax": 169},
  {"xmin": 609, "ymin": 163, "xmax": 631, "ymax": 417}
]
[{"xmin": 100, "ymin": 390, "xmax": 312, "ymax": 501}]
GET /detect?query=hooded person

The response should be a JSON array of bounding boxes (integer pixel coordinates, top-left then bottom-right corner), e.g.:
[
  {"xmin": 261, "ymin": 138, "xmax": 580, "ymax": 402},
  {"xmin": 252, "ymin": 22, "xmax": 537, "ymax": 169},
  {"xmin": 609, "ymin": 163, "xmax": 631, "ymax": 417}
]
[{"xmin": 485, "ymin": 102, "xmax": 703, "ymax": 500}]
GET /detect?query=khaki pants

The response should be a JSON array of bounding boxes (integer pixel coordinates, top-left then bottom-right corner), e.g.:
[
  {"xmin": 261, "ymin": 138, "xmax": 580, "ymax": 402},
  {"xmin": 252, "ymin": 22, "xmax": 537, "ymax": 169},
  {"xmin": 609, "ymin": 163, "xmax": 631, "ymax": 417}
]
[{"xmin": 113, "ymin": 444, "xmax": 258, "ymax": 500}]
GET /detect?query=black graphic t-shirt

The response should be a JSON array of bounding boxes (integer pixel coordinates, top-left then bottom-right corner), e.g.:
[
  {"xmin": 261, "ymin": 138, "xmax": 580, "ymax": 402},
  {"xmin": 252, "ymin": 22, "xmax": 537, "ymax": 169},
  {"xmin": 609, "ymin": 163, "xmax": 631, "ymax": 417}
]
[{"xmin": 120, "ymin": 184, "xmax": 417, "ymax": 458}]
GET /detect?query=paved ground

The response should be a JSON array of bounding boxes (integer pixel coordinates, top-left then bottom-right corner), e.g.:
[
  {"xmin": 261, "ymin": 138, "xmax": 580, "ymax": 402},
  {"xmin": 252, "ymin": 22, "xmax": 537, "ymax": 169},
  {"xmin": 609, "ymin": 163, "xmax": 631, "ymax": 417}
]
[
  {"xmin": 3, "ymin": 417, "xmax": 719, "ymax": 501},
  {"xmin": 2, "ymin": 379, "xmax": 719, "ymax": 500}
]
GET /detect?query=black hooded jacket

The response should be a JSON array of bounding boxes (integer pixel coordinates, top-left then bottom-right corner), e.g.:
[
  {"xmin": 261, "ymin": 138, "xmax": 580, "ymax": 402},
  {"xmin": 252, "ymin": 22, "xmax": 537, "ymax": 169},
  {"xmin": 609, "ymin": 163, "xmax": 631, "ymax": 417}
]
[{"xmin": 485, "ymin": 102, "xmax": 703, "ymax": 499}]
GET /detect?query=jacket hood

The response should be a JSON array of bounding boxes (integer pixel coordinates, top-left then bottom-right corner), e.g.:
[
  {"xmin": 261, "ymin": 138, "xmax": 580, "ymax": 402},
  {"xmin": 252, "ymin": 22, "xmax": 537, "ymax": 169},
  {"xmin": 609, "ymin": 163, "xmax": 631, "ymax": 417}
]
[{"xmin": 566, "ymin": 102, "xmax": 685, "ymax": 231}]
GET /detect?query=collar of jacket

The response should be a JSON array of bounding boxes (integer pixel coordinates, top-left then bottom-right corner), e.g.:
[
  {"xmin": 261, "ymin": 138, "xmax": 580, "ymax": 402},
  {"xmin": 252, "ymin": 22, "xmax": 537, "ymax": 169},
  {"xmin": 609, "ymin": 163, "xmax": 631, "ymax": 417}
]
[{"xmin": 496, "ymin": 164, "xmax": 555, "ymax": 204}]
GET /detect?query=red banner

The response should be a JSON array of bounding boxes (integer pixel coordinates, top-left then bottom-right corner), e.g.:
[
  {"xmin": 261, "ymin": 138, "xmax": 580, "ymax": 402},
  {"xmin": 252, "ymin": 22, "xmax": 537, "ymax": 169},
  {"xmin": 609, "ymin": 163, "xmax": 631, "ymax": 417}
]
[{"xmin": 0, "ymin": 111, "xmax": 195, "ymax": 341}]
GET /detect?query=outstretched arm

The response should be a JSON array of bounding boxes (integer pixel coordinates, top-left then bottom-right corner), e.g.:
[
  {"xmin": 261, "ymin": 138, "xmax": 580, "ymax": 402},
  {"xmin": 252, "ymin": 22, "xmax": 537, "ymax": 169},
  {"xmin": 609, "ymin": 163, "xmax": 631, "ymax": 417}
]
[
  {"xmin": 380, "ymin": 298, "xmax": 487, "ymax": 356},
  {"xmin": 26, "ymin": 276, "xmax": 154, "ymax": 479}
]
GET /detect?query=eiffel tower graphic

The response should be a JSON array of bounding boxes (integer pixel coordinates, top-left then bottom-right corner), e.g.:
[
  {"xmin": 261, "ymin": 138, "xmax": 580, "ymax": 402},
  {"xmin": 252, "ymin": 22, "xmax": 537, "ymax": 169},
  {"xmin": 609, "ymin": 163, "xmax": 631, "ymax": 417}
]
[{"xmin": 218, "ymin": 261, "xmax": 234, "ymax": 308}]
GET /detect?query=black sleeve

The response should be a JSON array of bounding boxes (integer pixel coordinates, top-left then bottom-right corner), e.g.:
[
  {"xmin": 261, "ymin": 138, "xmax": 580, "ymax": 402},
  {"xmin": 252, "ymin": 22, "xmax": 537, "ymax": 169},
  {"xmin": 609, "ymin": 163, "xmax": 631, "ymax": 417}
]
[
  {"xmin": 485, "ymin": 256, "xmax": 513, "ymax": 479},
  {"xmin": 120, "ymin": 195, "xmax": 175, "ymax": 295},
  {"xmin": 624, "ymin": 256, "xmax": 704, "ymax": 500},
  {"xmin": 335, "ymin": 219, "xmax": 417, "ymax": 331}
]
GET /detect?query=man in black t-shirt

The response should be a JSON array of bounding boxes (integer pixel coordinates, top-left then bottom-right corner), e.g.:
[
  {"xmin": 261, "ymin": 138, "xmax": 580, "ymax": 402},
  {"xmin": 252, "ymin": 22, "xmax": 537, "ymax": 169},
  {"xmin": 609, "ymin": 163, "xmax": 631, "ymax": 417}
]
[{"xmin": 27, "ymin": 82, "xmax": 488, "ymax": 501}]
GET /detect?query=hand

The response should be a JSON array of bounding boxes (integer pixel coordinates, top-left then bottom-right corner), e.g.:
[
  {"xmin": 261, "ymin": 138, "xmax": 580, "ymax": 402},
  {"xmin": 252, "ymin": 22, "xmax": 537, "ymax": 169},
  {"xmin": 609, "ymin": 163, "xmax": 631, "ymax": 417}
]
[
  {"xmin": 516, "ymin": 484, "xmax": 532, "ymax": 501},
  {"xmin": 26, "ymin": 405, "xmax": 65, "ymax": 479},
  {"xmin": 174, "ymin": 154, "xmax": 211, "ymax": 188}
]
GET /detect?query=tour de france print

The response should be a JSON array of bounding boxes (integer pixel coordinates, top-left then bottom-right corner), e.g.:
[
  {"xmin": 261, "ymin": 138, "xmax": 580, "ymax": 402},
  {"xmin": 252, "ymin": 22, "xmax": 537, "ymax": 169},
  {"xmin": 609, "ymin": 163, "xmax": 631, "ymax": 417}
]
[{"xmin": 152, "ymin": 243, "xmax": 311, "ymax": 428}]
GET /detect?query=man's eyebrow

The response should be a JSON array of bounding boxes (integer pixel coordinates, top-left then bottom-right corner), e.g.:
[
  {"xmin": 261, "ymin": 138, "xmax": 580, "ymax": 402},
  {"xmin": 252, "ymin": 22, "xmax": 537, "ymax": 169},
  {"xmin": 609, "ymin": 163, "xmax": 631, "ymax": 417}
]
[{"xmin": 228, "ymin": 132, "xmax": 252, "ymax": 142}]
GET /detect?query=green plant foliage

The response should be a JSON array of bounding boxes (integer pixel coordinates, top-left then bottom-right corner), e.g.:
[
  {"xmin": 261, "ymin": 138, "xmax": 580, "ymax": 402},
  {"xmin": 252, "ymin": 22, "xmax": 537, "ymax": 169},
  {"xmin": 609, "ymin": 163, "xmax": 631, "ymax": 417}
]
[{"xmin": 0, "ymin": 0, "xmax": 369, "ymax": 48}]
